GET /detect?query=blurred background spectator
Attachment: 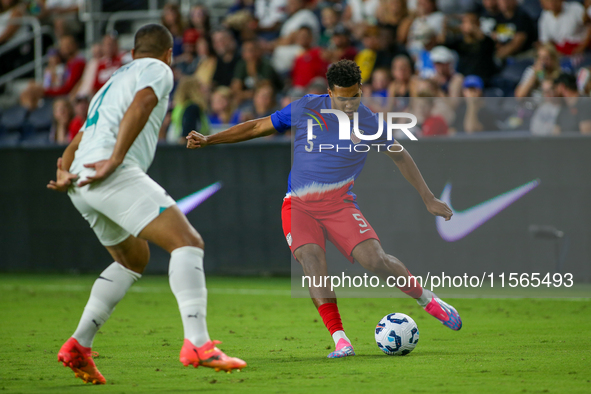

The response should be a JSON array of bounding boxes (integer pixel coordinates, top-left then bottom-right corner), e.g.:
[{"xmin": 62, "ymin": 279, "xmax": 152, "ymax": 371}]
[{"xmin": 2, "ymin": 0, "xmax": 591, "ymax": 146}]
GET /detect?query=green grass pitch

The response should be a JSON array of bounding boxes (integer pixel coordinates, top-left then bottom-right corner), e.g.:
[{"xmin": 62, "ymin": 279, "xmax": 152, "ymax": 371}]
[{"xmin": 1, "ymin": 275, "xmax": 590, "ymax": 393}]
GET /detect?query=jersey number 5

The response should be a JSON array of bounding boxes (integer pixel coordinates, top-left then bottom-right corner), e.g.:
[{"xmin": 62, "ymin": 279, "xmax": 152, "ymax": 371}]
[{"xmin": 353, "ymin": 213, "xmax": 370, "ymax": 234}]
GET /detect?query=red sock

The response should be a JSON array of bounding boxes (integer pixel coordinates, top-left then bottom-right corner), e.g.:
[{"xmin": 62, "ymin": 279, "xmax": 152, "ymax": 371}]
[
  {"xmin": 318, "ymin": 303, "xmax": 344, "ymax": 335},
  {"xmin": 397, "ymin": 270, "xmax": 424, "ymax": 299}
]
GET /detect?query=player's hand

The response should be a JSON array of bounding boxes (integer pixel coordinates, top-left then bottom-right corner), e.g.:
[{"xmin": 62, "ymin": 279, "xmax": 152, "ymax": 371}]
[
  {"xmin": 78, "ymin": 158, "xmax": 120, "ymax": 186},
  {"xmin": 186, "ymin": 131, "xmax": 209, "ymax": 149},
  {"xmin": 424, "ymin": 195, "xmax": 453, "ymax": 221},
  {"xmin": 47, "ymin": 157, "xmax": 78, "ymax": 192}
]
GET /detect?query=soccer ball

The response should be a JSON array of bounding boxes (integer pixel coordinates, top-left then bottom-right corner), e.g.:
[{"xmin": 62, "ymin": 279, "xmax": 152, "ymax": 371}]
[{"xmin": 375, "ymin": 313, "xmax": 419, "ymax": 356}]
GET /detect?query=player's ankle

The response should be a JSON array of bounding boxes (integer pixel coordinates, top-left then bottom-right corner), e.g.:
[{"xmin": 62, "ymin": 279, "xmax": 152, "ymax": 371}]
[{"xmin": 416, "ymin": 289, "xmax": 433, "ymax": 307}]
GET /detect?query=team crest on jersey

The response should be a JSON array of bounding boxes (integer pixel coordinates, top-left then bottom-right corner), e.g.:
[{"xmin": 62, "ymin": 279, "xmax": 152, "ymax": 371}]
[
  {"xmin": 286, "ymin": 232, "xmax": 292, "ymax": 246},
  {"xmin": 351, "ymin": 129, "xmax": 365, "ymax": 144}
]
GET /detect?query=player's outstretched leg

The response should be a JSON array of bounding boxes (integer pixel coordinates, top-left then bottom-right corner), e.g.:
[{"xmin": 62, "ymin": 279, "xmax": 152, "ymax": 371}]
[
  {"xmin": 296, "ymin": 244, "xmax": 355, "ymax": 358},
  {"xmin": 353, "ymin": 239, "xmax": 462, "ymax": 331},
  {"xmin": 139, "ymin": 206, "xmax": 246, "ymax": 372}
]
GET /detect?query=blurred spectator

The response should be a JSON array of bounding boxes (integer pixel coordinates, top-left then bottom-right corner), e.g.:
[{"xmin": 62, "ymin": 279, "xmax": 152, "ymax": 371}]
[
  {"xmin": 515, "ymin": 44, "xmax": 561, "ymax": 98},
  {"xmin": 291, "ymin": 26, "xmax": 329, "ymax": 87},
  {"xmin": 175, "ymin": 29, "xmax": 200, "ymax": 76},
  {"xmin": 452, "ymin": 75, "xmax": 499, "ymax": 133},
  {"xmin": 93, "ymin": 33, "xmax": 123, "ymax": 93},
  {"xmin": 307, "ymin": 76, "xmax": 328, "ymax": 95},
  {"xmin": 270, "ymin": 0, "xmax": 321, "ymax": 73},
  {"xmin": 38, "ymin": 0, "xmax": 82, "ymax": 39},
  {"xmin": 367, "ymin": 67, "xmax": 391, "ymax": 97},
  {"xmin": 68, "ymin": 95, "xmax": 88, "ymax": 141},
  {"xmin": 343, "ymin": 0, "xmax": 379, "ymax": 28},
  {"xmin": 319, "ymin": 6, "xmax": 340, "ymax": 47},
  {"xmin": 478, "ymin": 0, "xmax": 501, "ymax": 36},
  {"xmin": 74, "ymin": 42, "xmax": 102, "ymax": 99},
  {"xmin": 388, "ymin": 55, "xmax": 413, "ymax": 101},
  {"xmin": 577, "ymin": 66, "xmax": 591, "ymax": 96},
  {"xmin": 498, "ymin": 0, "xmax": 536, "ymax": 59},
  {"xmin": 232, "ymin": 81, "xmax": 278, "ymax": 122},
  {"xmin": 412, "ymin": 27, "xmax": 439, "ymax": 77},
  {"xmin": 186, "ymin": 4, "xmax": 211, "ymax": 39},
  {"xmin": 162, "ymin": 3, "xmax": 185, "ymax": 57},
  {"xmin": 324, "ymin": 24, "xmax": 358, "ymax": 63},
  {"xmin": 377, "ymin": 0, "xmax": 412, "ymax": 45},
  {"xmin": 254, "ymin": 0, "xmax": 287, "ymax": 40},
  {"xmin": 193, "ymin": 36, "xmax": 217, "ymax": 87},
  {"xmin": 529, "ymin": 79, "xmax": 561, "ymax": 135},
  {"xmin": 231, "ymin": 39, "xmax": 283, "ymax": 104},
  {"xmin": 209, "ymin": 86, "xmax": 238, "ymax": 125},
  {"xmin": 429, "ymin": 46, "xmax": 463, "ymax": 97},
  {"xmin": 444, "ymin": 12, "xmax": 497, "ymax": 84},
  {"xmin": 355, "ymin": 25, "xmax": 408, "ymax": 83},
  {"xmin": 49, "ymin": 98, "xmax": 74, "ymax": 144},
  {"xmin": 355, "ymin": 26, "xmax": 381, "ymax": 82},
  {"xmin": 225, "ymin": 1, "xmax": 257, "ymax": 41},
  {"xmin": 212, "ymin": 29, "xmax": 239, "ymax": 87},
  {"xmin": 404, "ymin": 0, "xmax": 444, "ymax": 57},
  {"xmin": 0, "ymin": 0, "xmax": 30, "ymax": 76},
  {"xmin": 538, "ymin": 0, "xmax": 590, "ymax": 55},
  {"xmin": 413, "ymin": 92, "xmax": 449, "ymax": 137},
  {"xmin": 43, "ymin": 48, "xmax": 65, "ymax": 90},
  {"xmin": 21, "ymin": 35, "xmax": 85, "ymax": 108},
  {"xmin": 553, "ymin": 72, "xmax": 591, "ymax": 134},
  {"xmin": 167, "ymin": 77, "xmax": 209, "ymax": 144}
]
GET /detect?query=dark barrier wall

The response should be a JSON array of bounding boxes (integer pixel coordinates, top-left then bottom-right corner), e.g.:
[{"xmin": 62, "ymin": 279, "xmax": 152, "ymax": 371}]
[{"xmin": 1, "ymin": 136, "xmax": 590, "ymax": 280}]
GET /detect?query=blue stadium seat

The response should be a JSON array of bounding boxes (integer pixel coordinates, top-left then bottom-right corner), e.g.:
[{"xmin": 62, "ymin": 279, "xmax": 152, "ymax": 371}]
[
  {"xmin": 522, "ymin": 0, "xmax": 542, "ymax": 21},
  {"xmin": 0, "ymin": 105, "xmax": 28, "ymax": 132},
  {"xmin": 21, "ymin": 131, "xmax": 50, "ymax": 146},
  {"xmin": 27, "ymin": 98, "xmax": 54, "ymax": 131}
]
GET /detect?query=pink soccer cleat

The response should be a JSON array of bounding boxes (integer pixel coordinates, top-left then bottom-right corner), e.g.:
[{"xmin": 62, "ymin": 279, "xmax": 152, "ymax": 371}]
[
  {"xmin": 57, "ymin": 337, "xmax": 106, "ymax": 385},
  {"xmin": 327, "ymin": 338, "xmax": 355, "ymax": 358},
  {"xmin": 179, "ymin": 339, "xmax": 246, "ymax": 373},
  {"xmin": 424, "ymin": 295, "xmax": 462, "ymax": 331}
]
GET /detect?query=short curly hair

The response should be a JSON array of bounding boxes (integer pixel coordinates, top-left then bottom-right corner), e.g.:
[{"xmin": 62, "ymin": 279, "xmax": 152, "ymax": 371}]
[{"xmin": 326, "ymin": 60, "xmax": 361, "ymax": 90}]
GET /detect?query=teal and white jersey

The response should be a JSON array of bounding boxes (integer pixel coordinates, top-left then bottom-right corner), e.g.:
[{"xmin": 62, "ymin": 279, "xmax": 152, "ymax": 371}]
[{"xmin": 70, "ymin": 58, "xmax": 173, "ymax": 174}]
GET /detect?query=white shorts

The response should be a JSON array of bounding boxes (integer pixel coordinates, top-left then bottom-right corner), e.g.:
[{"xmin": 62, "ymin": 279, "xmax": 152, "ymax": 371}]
[{"xmin": 68, "ymin": 165, "xmax": 176, "ymax": 246}]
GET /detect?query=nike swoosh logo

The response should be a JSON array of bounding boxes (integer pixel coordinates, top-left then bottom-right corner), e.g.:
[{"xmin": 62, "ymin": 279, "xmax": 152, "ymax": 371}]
[
  {"xmin": 360, "ymin": 229, "xmax": 371, "ymax": 234},
  {"xmin": 176, "ymin": 182, "xmax": 223, "ymax": 215},
  {"xmin": 436, "ymin": 179, "xmax": 540, "ymax": 242}
]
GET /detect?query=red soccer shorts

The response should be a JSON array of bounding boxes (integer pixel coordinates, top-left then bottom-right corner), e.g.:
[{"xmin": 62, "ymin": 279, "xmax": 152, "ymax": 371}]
[{"xmin": 281, "ymin": 196, "xmax": 379, "ymax": 263}]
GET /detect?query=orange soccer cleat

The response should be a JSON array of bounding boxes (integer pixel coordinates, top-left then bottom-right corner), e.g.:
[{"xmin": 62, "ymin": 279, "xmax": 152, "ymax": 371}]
[
  {"xmin": 57, "ymin": 337, "xmax": 106, "ymax": 385},
  {"xmin": 179, "ymin": 339, "xmax": 247, "ymax": 373}
]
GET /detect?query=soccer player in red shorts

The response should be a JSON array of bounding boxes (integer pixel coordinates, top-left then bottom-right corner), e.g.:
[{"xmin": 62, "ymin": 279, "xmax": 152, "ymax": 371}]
[{"xmin": 187, "ymin": 60, "xmax": 462, "ymax": 358}]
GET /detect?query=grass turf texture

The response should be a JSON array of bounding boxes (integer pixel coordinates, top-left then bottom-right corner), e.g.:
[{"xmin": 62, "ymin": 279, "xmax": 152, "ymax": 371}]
[{"xmin": 1, "ymin": 275, "xmax": 590, "ymax": 393}]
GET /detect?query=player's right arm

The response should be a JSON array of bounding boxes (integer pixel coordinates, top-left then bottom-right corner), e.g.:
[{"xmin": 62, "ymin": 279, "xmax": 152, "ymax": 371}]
[
  {"xmin": 186, "ymin": 116, "xmax": 277, "ymax": 149},
  {"xmin": 47, "ymin": 131, "xmax": 83, "ymax": 192}
]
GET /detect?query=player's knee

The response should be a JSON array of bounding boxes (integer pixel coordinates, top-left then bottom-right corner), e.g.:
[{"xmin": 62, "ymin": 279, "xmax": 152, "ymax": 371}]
[
  {"xmin": 361, "ymin": 253, "xmax": 389, "ymax": 273},
  {"xmin": 183, "ymin": 231, "xmax": 204, "ymax": 250}
]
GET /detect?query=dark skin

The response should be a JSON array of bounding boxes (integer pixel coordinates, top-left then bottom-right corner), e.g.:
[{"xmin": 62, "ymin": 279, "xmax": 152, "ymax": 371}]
[{"xmin": 186, "ymin": 83, "xmax": 452, "ymax": 309}]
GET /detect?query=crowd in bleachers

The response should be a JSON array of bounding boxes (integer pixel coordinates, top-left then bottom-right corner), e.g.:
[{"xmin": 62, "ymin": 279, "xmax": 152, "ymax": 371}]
[{"xmin": 2, "ymin": 0, "xmax": 591, "ymax": 145}]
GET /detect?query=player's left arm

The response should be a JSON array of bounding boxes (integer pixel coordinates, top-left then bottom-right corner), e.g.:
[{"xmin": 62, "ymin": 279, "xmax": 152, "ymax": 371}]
[
  {"xmin": 384, "ymin": 145, "xmax": 453, "ymax": 221},
  {"xmin": 78, "ymin": 87, "xmax": 159, "ymax": 186}
]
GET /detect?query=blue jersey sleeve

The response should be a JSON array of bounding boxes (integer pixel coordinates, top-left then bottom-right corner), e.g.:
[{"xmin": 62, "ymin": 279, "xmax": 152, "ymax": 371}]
[{"xmin": 270, "ymin": 103, "xmax": 292, "ymax": 133}]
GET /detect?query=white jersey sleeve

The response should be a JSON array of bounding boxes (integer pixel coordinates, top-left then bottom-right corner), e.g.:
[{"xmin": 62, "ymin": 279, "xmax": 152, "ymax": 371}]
[{"xmin": 135, "ymin": 61, "xmax": 174, "ymax": 100}]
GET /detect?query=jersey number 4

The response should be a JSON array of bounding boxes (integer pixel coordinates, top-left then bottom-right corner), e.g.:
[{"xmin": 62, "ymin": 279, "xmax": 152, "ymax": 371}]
[{"xmin": 86, "ymin": 83, "xmax": 112, "ymax": 128}]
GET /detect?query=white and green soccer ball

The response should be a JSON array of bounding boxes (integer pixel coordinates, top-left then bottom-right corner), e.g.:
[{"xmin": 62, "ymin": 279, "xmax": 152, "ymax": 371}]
[{"xmin": 375, "ymin": 313, "xmax": 419, "ymax": 356}]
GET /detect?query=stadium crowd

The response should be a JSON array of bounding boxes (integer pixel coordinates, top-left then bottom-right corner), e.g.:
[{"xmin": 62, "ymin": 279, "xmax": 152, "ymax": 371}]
[{"xmin": 2, "ymin": 0, "xmax": 591, "ymax": 144}]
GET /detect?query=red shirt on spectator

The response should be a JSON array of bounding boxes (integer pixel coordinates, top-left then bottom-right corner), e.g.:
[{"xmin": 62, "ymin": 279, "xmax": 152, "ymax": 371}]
[
  {"xmin": 44, "ymin": 55, "xmax": 86, "ymax": 97},
  {"xmin": 68, "ymin": 115, "xmax": 84, "ymax": 141},
  {"xmin": 94, "ymin": 53, "xmax": 123, "ymax": 92},
  {"xmin": 292, "ymin": 47, "xmax": 329, "ymax": 87}
]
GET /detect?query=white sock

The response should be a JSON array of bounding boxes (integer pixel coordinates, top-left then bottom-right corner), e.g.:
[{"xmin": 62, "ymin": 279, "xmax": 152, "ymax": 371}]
[
  {"xmin": 169, "ymin": 246, "xmax": 210, "ymax": 347},
  {"xmin": 332, "ymin": 330, "xmax": 351, "ymax": 347},
  {"xmin": 416, "ymin": 289, "xmax": 433, "ymax": 307},
  {"xmin": 73, "ymin": 262, "xmax": 141, "ymax": 347}
]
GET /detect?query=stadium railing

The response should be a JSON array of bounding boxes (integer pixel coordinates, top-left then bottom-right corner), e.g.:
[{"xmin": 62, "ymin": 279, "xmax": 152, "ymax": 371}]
[{"xmin": 0, "ymin": 17, "xmax": 52, "ymax": 88}]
